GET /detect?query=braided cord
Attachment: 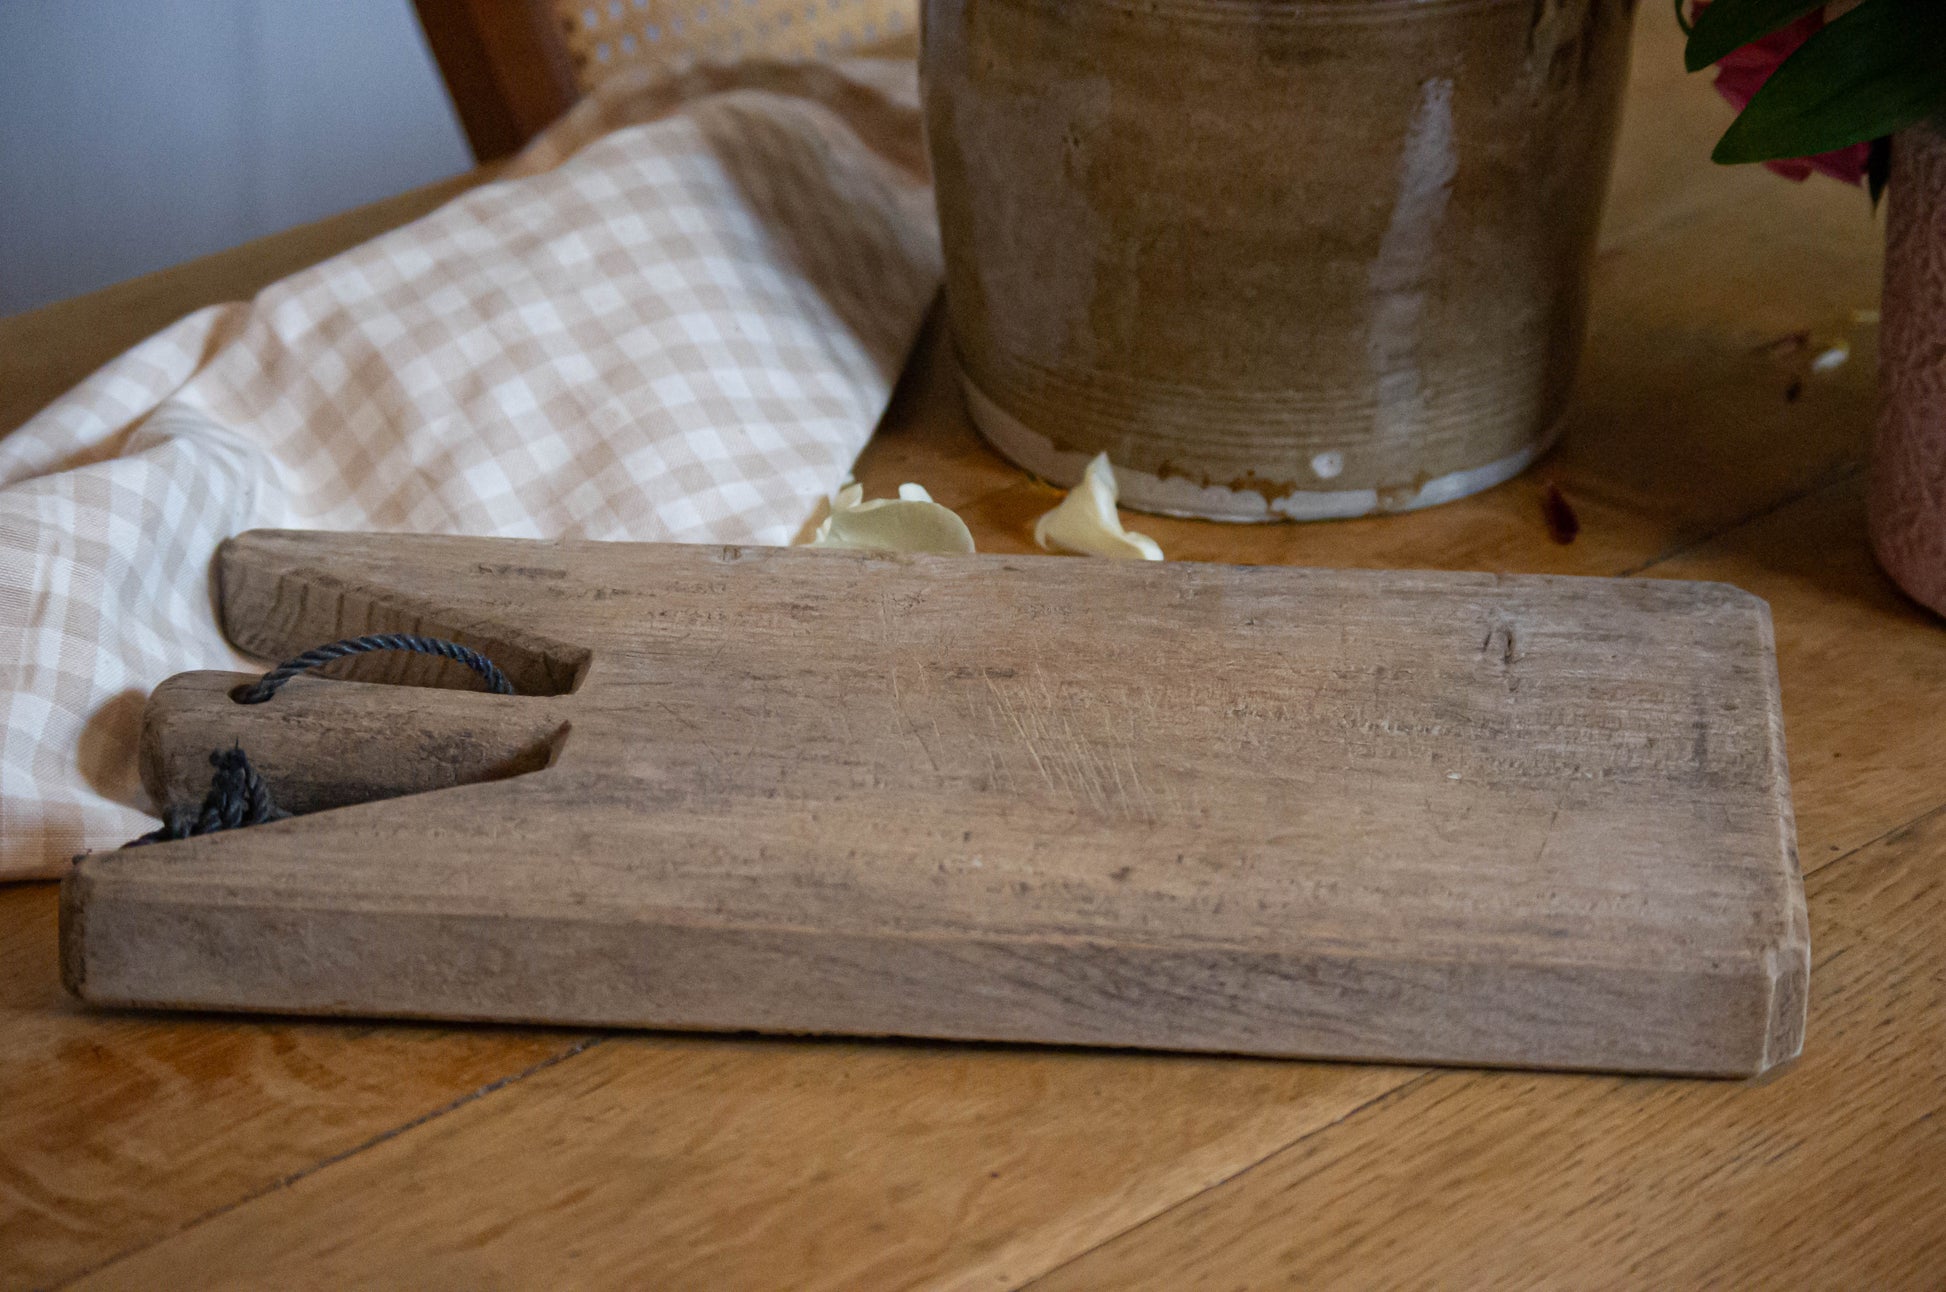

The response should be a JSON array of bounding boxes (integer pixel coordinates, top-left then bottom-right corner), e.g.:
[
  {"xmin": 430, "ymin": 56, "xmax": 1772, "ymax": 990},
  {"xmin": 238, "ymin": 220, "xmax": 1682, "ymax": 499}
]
[
  {"xmin": 231, "ymin": 634, "xmax": 516, "ymax": 704},
  {"xmin": 127, "ymin": 748, "xmax": 290, "ymax": 847}
]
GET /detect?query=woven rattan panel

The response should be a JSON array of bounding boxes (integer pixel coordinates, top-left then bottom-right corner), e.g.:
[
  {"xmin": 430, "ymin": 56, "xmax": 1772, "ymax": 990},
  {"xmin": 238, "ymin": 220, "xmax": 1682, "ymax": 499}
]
[{"xmin": 553, "ymin": 0, "xmax": 917, "ymax": 86}]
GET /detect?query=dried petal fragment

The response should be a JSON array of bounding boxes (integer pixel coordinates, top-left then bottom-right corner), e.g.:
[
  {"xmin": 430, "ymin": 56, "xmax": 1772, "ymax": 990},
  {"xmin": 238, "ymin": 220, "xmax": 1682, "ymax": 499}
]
[
  {"xmin": 807, "ymin": 482, "xmax": 976, "ymax": 555},
  {"xmin": 1033, "ymin": 453, "xmax": 1164, "ymax": 561}
]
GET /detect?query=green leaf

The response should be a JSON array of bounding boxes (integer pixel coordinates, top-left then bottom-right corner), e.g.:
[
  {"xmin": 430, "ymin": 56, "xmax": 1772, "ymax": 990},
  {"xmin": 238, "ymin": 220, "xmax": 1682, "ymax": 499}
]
[
  {"xmin": 1684, "ymin": 0, "xmax": 1825, "ymax": 72},
  {"xmin": 1713, "ymin": 0, "xmax": 1946, "ymax": 165}
]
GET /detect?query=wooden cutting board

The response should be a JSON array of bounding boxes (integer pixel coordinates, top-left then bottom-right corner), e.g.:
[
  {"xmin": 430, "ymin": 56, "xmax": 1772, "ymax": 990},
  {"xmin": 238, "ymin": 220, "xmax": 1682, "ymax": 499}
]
[{"xmin": 60, "ymin": 530, "xmax": 1808, "ymax": 1077}]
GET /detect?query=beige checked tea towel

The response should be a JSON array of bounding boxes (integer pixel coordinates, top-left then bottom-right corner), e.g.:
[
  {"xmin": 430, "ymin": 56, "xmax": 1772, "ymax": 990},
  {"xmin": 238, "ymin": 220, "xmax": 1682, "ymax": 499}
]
[{"xmin": 0, "ymin": 59, "xmax": 942, "ymax": 879}]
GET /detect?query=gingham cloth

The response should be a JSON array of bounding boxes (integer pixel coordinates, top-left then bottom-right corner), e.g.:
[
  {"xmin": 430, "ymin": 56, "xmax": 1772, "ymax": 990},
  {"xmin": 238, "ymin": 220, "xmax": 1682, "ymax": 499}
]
[{"xmin": 0, "ymin": 59, "xmax": 942, "ymax": 879}]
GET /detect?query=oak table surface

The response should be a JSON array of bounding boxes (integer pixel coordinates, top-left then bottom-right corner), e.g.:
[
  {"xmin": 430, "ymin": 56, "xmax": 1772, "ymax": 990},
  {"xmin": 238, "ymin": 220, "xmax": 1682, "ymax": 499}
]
[{"xmin": 3, "ymin": 18, "xmax": 1942, "ymax": 1291}]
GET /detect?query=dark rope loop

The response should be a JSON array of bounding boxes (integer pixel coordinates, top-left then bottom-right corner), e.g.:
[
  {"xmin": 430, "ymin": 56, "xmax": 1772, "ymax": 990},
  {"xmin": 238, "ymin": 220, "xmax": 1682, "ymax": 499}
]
[
  {"xmin": 126, "ymin": 747, "xmax": 289, "ymax": 847},
  {"xmin": 230, "ymin": 634, "xmax": 517, "ymax": 705}
]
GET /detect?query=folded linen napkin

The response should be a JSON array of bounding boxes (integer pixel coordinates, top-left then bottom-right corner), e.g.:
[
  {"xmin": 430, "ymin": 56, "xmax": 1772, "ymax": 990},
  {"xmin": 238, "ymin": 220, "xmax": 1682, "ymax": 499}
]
[{"xmin": 0, "ymin": 59, "xmax": 941, "ymax": 879}]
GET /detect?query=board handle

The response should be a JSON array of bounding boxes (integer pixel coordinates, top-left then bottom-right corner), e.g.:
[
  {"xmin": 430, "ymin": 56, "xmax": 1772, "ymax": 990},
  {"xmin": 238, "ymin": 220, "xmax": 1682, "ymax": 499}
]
[{"xmin": 140, "ymin": 671, "xmax": 569, "ymax": 820}]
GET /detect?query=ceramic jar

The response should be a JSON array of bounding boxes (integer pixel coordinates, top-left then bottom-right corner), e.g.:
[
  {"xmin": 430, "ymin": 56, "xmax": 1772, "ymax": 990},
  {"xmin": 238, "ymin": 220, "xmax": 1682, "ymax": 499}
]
[
  {"xmin": 921, "ymin": 0, "xmax": 1636, "ymax": 520},
  {"xmin": 1871, "ymin": 120, "xmax": 1946, "ymax": 617}
]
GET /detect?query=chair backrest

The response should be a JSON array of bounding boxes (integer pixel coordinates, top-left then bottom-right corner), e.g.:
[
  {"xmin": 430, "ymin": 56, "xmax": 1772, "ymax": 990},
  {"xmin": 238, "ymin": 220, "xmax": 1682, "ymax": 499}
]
[{"xmin": 414, "ymin": 0, "xmax": 918, "ymax": 162}]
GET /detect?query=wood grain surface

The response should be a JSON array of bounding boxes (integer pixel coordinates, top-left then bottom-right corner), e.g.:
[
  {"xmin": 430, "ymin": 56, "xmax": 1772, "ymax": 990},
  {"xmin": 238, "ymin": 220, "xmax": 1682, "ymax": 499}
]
[
  {"xmin": 5, "ymin": 14, "xmax": 1943, "ymax": 1292},
  {"xmin": 1027, "ymin": 788, "xmax": 1946, "ymax": 1292},
  {"xmin": 69, "ymin": 530, "xmax": 1803, "ymax": 1076}
]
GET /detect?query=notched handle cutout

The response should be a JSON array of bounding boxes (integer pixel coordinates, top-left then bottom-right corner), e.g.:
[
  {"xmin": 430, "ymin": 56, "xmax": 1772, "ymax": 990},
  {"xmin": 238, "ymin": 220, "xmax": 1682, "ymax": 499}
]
[{"xmin": 216, "ymin": 534, "xmax": 592, "ymax": 698}]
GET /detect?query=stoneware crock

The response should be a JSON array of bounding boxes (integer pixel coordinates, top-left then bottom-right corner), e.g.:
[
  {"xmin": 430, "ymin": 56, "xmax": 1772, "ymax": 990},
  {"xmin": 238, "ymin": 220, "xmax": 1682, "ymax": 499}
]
[
  {"xmin": 1871, "ymin": 119, "xmax": 1946, "ymax": 617},
  {"xmin": 921, "ymin": 0, "xmax": 1638, "ymax": 520}
]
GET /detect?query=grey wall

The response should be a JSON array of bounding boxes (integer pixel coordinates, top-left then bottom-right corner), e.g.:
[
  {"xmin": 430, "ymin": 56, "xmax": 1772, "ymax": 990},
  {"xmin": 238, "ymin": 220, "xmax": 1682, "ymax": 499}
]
[{"xmin": 0, "ymin": 0, "xmax": 474, "ymax": 316}]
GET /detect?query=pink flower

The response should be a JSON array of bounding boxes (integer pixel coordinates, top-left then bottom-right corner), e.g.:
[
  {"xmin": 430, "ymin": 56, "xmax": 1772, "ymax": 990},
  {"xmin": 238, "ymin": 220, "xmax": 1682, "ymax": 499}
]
[{"xmin": 1692, "ymin": 2, "xmax": 1871, "ymax": 185}]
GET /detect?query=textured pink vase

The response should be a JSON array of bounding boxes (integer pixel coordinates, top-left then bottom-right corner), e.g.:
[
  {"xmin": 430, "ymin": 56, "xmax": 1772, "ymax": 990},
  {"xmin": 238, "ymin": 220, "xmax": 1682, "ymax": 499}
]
[{"xmin": 1872, "ymin": 121, "xmax": 1946, "ymax": 616}]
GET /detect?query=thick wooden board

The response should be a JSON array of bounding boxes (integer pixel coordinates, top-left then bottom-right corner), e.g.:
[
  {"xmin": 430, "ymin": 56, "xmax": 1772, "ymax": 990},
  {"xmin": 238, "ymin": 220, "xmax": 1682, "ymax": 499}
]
[{"xmin": 63, "ymin": 529, "xmax": 1804, "ymax": 1076}]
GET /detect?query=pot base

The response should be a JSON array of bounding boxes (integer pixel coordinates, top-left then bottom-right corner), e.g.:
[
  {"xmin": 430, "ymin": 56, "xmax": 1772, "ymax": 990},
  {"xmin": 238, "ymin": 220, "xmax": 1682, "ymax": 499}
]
[{"xmin": 964, "ymin": 377, "xmax": 1559, "ymax": 523}]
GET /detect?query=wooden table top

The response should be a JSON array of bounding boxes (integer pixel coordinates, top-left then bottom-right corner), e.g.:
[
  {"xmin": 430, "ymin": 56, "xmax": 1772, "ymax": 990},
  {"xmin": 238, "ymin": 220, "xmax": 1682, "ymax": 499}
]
[{"xmin": 5, "ymin": 17, "xmax": 1943, "ymax": 1290}]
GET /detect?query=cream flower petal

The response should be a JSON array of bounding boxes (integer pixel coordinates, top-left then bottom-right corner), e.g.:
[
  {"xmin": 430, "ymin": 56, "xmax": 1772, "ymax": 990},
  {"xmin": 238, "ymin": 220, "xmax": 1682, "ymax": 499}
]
[
  {"xmin": 806, "ymin": 482, "xmax": 976, "ymax": 555},
  {"xmin": 1034, "ymin": 453, "xmax": 1164, "ymax": 561},
  {"xmin": 811, "ymin": 481, "xmax": 868, "ymax": 543}
]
